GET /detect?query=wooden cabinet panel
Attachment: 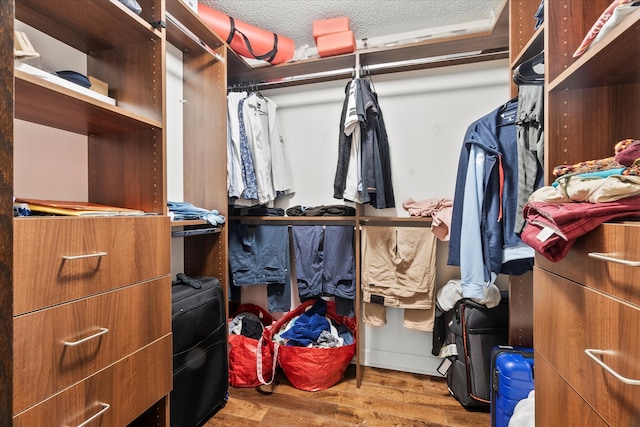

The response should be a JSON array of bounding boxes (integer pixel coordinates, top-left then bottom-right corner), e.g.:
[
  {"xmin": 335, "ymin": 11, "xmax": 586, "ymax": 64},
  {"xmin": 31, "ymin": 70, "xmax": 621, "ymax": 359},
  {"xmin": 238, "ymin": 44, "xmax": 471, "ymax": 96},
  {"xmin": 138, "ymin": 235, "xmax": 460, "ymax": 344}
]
[
  {"xmin": 13, "ymin": 216, "xmax": 170, "ymax": 315},
  {"xmin": 13, "ymin": 277, "xmax": 171, "ymax": 414},
  {"xmin": 534, "ymin": 267, "xmax": 640, "ymax": 427},
  {"xmin": 13, "ymin": 335, "xmax": 172, "ymax": 427},
  {"xmin": 534, "ymin": 353, "xmax": 608, "ymax": 427},
  {"xmin": 10, "ymin": 0, "xmax": 171, "ymax": 424},
  {"xmin": 536, "ymin": 222, "xmax": 640, "ymax": 307}
]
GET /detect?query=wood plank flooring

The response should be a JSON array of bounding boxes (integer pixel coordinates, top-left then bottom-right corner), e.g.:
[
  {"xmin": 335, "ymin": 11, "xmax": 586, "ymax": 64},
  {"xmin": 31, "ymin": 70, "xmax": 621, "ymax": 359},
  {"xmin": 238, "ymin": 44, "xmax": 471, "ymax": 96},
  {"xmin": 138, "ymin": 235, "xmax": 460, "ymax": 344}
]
[{"xmin": 204, "ymin": 365, "xmax": 490, "ymax": 426}]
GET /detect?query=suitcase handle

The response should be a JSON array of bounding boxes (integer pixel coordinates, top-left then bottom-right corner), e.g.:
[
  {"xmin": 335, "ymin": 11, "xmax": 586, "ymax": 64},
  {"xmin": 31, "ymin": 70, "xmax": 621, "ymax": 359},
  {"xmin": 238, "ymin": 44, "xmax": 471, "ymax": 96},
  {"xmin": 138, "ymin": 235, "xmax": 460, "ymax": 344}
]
[
  {"xmin": 585, "ymin": 349, "xmax": 640, "ymax": 386},
  {"xmin": 175, "ymin": 273, "xmax": 202, "ymax": 289}
]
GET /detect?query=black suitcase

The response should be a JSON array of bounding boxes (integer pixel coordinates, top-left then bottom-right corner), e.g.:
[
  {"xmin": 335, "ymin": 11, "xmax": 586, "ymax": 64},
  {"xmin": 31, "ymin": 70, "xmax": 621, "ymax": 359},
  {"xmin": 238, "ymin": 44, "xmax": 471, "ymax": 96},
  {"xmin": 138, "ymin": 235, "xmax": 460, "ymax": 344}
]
[
  {"xmin": 445, "ymin": 293, "xmax": 509, "ymax": 410},
  {"xmin": 171, "ymin": 274, "xmax": 228, "ymax": 427}
]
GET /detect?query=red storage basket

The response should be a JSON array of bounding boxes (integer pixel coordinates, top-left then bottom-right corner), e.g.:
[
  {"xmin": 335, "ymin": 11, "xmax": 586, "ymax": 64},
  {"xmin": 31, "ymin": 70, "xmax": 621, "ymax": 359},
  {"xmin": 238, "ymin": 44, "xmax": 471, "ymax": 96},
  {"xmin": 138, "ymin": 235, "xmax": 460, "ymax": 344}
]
[
  {"xmin": 265, "ymin": 299, "xmax": 356, "ymax": 391},
  {"xmin": 228, "ymin": 304, "xmax": 277, "ymax": 388}
]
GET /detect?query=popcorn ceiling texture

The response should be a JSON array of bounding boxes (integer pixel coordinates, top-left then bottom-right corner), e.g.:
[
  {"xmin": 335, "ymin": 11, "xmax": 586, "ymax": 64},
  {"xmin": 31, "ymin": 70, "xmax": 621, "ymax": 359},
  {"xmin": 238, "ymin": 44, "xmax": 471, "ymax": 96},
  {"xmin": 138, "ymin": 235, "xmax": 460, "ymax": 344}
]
[{"xmin": 198, "ymin": 0, "xmax": 507, "ymax": 49}]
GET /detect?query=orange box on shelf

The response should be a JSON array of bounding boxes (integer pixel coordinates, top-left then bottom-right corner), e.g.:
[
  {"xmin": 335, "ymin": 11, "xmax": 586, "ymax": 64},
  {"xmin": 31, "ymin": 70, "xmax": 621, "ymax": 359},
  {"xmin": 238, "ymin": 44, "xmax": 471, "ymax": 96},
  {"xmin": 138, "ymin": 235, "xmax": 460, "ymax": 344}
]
[
  {"xmin": 312, "ymin": 17, "xmax": 350, "ymax": 42},
  {"xmin": 316, "ymin": 30, "xmax": 356, "ymax": 57}
]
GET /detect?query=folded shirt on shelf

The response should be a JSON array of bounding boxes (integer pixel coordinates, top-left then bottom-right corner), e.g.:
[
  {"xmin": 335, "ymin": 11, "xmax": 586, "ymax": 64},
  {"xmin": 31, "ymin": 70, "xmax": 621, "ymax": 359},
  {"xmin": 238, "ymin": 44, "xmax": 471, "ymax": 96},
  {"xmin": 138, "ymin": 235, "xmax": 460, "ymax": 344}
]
[{"xmin": 167, "ymin": 201, "xmax": 226, "ymax": 226}]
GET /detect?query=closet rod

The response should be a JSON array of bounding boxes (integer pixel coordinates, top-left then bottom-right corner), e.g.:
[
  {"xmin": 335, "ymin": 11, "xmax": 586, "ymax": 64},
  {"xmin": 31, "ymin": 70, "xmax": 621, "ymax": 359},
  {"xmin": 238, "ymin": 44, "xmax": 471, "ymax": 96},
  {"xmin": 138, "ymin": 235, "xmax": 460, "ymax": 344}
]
[
  {"xmin": 230, "ymin": 48, "xmax": 507, "ymax": 90},
  {"xmin": 166, "ymin": 12, "xmax": 225, "ymax": 63},
  {"xmin": 230, "ymin": 66, "xmax": 354, "ymax": 90}
]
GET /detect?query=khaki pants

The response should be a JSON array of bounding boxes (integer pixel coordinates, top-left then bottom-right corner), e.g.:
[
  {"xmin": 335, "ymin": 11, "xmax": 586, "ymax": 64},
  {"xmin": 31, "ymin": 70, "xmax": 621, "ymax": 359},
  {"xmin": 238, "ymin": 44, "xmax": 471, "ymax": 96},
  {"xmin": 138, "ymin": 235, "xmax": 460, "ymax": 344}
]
[{"xmin": 361, "ymin": 227, "xmax": 437, "ymax": 331}]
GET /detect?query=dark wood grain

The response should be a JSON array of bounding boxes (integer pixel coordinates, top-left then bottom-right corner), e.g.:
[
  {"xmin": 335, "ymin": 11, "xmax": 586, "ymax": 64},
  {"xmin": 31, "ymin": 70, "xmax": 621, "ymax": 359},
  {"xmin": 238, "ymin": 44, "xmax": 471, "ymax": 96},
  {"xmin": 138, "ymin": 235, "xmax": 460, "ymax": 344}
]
[
  {"xmin": 15, "ymin": 0, "xmax": 160, "ymax": 53},
  {"xmin": 0, "ymin": 0, "xmax": 13, "ymax": 423}
]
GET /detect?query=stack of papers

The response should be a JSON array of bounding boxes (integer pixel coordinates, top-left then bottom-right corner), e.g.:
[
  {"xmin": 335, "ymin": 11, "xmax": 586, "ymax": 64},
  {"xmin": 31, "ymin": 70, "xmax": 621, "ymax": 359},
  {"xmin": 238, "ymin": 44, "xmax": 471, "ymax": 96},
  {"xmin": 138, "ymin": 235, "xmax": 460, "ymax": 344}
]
[{"xmin": 15, "ymin": 198, "xmax": 145, "ymax": 216}]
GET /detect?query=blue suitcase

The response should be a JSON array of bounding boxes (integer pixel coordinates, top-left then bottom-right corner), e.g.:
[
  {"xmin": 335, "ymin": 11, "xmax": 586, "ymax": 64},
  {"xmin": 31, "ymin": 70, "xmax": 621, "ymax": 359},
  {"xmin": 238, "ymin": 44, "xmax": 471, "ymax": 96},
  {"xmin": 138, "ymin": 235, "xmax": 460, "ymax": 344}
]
[{"xmin": 490, "ymin": 346, "xmax": 534, "ymax": 427}]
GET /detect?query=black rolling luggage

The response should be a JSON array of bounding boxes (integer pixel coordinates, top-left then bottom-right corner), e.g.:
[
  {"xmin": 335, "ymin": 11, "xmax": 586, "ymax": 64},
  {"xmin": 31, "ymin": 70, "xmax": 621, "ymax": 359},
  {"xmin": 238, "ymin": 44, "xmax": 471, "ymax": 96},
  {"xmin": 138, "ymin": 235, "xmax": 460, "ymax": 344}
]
[
  {"xmin": 444, "ymin": 293, "xmax": 509, "ymax": 410},
  {"xmin": 171, "ymin": 274, "xmax": 228, "ymax": 427}
]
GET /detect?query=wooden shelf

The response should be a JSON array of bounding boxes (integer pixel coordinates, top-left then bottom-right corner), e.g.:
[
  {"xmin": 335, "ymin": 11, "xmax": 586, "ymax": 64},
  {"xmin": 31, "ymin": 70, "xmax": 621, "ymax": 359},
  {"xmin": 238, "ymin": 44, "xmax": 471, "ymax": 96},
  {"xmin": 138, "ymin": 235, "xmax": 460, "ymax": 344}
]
[
  {"xmin": 165, "ymin": 0, "xmax": 509, "ymax": 90},
  {"xmin": 360, "ymin": 216, "xmax": 433, "ymax": 227},
  {"xmin": 549, "ymin": 9, "xmax": 640, "ymax": 91},
  {"xmin": 16, "ymin": 0, "xmax": 161, "ymax": 54},
  {"xmin": 510, "ymin": 25, "xmax": 543, "ymax": 69},
  {"xmin": 166, "ymin": 0, "xmax": 249, "ymax": 72},
  {"xmin": 230, "ymin": 215, "xmax": 434, "ymax": 227},
  {"xmin": 171, "ymin": 219, "xmax": 209, "ymax": 227},
  {"xmin": 15, "ymin": 71, "xmax": 162, "ymax": 135},
  {"xmin": 231, "ymin": 216, "xmax": 357, "ymax": 226},
  {"xmin": 226, "ymin": 0, "xmax": 509, "ymax": 88},
  {"xmin": 167, "ymin": 2, "xmax": 219, "ymax": 51}
]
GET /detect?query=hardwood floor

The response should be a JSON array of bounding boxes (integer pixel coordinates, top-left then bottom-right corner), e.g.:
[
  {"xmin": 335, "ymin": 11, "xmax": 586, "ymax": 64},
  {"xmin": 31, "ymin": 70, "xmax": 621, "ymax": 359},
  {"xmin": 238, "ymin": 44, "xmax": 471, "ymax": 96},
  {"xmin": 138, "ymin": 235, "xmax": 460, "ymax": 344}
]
[{"xmin": 204, "ymin": 365, "xmax": 490, "ymax": 426}]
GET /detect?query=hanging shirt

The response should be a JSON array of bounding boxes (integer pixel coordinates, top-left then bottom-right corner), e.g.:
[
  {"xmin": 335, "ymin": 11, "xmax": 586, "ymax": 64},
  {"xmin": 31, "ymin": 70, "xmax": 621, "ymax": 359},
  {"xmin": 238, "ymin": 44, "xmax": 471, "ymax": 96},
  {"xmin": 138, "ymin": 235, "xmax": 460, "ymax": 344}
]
[
  {"xmin": 241, "ymin": 93, "xmax": 295, "ymax": 205},
  {"xmin": 333, "ymin": 78, "xmax": 395, "ymax": 209},
  {"xmin": 343, "ymin": 80, "xmax": 364, "ymax": 203},
  {"xmin": 227, "ymin": 91, "xmax": 248, "ymax": 199},
  {"xmin": 238, "ymin": 96, "xmax": 259, "ymax": 201}
]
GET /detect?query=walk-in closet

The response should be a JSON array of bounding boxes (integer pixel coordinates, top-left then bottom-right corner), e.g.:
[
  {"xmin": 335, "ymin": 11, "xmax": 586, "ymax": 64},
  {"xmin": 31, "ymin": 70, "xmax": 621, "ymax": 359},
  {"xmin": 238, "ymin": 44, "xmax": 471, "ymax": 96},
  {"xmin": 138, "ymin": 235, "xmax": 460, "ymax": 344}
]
[{"xmin": 2, "ymin": 1, "xmax": 639, "ymax": 426}]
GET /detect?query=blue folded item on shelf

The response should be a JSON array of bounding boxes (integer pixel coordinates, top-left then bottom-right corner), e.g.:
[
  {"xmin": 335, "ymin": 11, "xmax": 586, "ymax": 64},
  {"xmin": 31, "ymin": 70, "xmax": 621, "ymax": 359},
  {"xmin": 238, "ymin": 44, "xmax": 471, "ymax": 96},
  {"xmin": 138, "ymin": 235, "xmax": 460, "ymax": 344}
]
[
  {"xmin": 55, "ymin": 70, "xmax": 91, "ymax": 88},
  {"xmin": 118, "ymin": 0, "xmax": 142, "ymax": 15},
  {"xmin": 167, "ymin": 201, "xmax": 226, "ymax": 226}
]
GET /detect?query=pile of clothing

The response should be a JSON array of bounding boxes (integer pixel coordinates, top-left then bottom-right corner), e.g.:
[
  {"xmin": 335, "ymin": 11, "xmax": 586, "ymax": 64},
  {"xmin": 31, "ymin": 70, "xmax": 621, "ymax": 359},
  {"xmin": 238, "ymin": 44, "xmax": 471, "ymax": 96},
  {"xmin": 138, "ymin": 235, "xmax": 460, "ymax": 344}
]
[
  {"xmin": 273, "ymin": 299, "xmax": 354, "ymax": 348},
  {"xmin": 229, "ymin": 311, "xmax": 265, "ymax": 340},
  {"xmin": 521, "ymin": 138, "xmax": 640, "ymax": 262}
]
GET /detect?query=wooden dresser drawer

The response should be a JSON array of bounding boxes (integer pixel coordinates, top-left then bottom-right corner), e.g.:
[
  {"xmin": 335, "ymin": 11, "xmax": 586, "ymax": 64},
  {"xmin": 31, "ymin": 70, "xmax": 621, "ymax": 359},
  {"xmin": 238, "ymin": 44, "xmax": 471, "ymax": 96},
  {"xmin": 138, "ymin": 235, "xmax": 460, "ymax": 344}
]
[
  {"xmin": 534, "ymin": 353, "xmax": 608, "ymax": 426},
  {"xmin": 536, "ymin": 221, "xmax": 640, "ymax": 306},
  {"xmin": 13, "ymin": 277, "xmax": 171, "ymax": 414},
  {"xmin": 13, "ymin": 215, "xmax": 170, "ymax": 315},
  {"xmin": 13, "ymin": 335, "xmax": 172, "ymax": 427},
  {"xmin": 534, "ymin": 267, "xmax": 640, "ymax": 427}
]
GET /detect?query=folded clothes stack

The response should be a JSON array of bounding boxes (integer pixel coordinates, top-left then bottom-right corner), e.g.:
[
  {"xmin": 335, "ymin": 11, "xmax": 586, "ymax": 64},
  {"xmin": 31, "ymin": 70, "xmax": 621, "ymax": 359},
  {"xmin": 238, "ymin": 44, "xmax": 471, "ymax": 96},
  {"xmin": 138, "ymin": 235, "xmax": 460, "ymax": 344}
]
[{"xmin": 167, "ymin": 201, "xmax": 226, "ymax": 226}]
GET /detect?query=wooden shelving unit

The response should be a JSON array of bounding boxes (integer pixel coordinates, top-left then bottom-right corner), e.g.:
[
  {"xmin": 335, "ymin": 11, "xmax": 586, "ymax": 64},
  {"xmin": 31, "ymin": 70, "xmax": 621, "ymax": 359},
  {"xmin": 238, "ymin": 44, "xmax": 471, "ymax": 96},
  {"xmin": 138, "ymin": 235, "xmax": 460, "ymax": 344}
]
[
  {"xmin": 532, "ymin": 1, "xmax": 640, "ymax": 425},
  {"xmin": 166, "ymin": 0, "xmax": 230, "ymax": 312},
  {"xmin": 7, "ymin": 0, "xmax": 171, "ymax": 425}
]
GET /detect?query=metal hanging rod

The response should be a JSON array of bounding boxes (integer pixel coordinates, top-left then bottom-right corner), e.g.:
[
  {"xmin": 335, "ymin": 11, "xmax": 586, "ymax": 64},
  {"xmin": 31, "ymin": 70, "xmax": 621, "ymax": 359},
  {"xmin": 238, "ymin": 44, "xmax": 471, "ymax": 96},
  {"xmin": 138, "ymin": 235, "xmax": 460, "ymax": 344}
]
[
  {"xmin": 229, "ymin": 48, "xmax": 508, "ymax": 91},
  {"xmin": 166, "ymin": 12, "xmax": 225, "ymax": 64}
]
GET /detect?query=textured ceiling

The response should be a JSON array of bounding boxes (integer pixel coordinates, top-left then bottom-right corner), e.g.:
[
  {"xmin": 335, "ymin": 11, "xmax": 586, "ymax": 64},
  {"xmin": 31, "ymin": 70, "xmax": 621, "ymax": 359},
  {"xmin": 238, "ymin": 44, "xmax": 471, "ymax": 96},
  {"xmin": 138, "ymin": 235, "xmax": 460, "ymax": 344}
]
[{"xmin": 198, "ymin": 0, "xmax": 508, "ymax": 50}]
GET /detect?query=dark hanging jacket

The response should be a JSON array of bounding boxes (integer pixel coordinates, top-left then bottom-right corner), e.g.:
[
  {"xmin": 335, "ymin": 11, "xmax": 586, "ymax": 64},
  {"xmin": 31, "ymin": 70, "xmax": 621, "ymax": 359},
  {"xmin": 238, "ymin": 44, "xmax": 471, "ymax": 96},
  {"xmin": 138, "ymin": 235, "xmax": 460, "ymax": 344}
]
[{"xmin": 333, "ymin": 78, "xmax": 395, "ymax": 209}]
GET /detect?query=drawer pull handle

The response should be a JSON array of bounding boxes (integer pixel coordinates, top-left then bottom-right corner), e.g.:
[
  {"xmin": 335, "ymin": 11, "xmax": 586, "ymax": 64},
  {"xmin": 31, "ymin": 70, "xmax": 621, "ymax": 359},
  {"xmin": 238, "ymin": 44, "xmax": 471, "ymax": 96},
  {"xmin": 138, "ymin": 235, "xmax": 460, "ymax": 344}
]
[
  {"xmin": 68, "ymin": 402, "xmax": 110, "ymax": 427},
  {"xmin": 585, "ymin": 349, "xmax": 640, "ymax": 386},
  {"xmin": 63, "ymin": 328, "xmax": 109, "ymax": 347},
  {"xmin": 62, "ymin": 251, "xmax": 108, "ymax": 260},
  {"xmin": 588, "ymin": 252, "xmax": 640, "ymax": 267}
]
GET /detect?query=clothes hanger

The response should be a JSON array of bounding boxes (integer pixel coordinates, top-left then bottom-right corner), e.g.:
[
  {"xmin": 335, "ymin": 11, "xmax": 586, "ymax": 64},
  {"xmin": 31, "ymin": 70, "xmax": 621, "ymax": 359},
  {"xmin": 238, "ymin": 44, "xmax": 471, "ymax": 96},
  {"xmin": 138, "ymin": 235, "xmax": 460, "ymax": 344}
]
[{"xmin": 513, "ymin": 50, "xmax": 544, "ymax": 86}]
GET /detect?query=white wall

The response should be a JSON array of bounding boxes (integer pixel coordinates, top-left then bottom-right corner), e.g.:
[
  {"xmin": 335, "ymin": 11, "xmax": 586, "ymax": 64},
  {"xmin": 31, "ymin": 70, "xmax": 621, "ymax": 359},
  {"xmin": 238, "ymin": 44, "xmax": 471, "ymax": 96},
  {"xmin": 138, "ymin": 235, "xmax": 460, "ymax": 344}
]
[
  {"xmin": 14, "ymin": 21, "xmax": 88, "ymax": 201},
  {"xmin": 255, "ymin": 59, "xmax": 511, "ymax": 376},
  {"xmin": 166, "ymin": 44, "xmax": 186, "ymax": 278}
]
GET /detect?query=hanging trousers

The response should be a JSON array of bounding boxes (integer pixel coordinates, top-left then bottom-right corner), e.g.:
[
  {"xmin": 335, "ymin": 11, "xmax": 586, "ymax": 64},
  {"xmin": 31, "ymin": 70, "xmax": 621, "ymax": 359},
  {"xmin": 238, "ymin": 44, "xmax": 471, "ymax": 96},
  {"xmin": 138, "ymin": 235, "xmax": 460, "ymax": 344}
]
[{"xmin": 360, "ymin": 226, "xmax": 437, "ymax": 331}]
